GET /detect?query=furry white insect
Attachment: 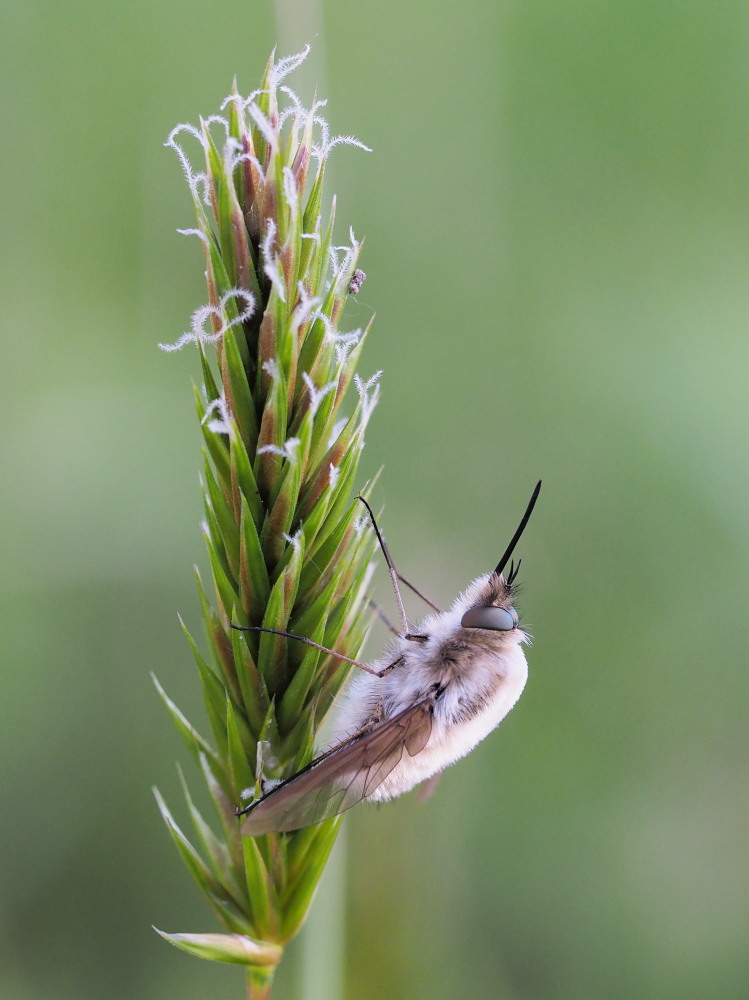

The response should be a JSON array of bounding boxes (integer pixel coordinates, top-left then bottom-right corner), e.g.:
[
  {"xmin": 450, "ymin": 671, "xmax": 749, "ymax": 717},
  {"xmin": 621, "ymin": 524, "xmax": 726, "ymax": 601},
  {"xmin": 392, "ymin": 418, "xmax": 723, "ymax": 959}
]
[{"xmin": 231, "ymin": 481, "xmax": 541, "ymax": 835}]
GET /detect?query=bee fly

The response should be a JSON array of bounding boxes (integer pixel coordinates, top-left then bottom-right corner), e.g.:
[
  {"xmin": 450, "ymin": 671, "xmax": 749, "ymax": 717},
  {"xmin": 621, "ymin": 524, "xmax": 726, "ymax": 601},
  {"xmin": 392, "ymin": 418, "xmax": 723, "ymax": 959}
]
[{"xmin": 231, "ymin": 480, "xmax": 541, "ymax": 835}]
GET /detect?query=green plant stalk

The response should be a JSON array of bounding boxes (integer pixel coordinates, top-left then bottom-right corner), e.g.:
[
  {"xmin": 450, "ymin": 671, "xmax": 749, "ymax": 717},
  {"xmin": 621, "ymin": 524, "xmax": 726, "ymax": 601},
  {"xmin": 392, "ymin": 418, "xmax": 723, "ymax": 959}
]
[
  {"xmin": 154, "ymin": 47, "xmax": 377, "ymax": 997},
  {"xmin": 247, "ymin": 965, "xmax": 275, "ymax": 1000}
]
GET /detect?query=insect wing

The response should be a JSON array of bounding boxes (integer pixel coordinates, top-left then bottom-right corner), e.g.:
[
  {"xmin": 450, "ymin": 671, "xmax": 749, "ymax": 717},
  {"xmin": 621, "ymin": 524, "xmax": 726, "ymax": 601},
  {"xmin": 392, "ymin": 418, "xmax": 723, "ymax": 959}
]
[{"xmin": 240, "ymin": 698, "xmax": 435, "ymax": 835}]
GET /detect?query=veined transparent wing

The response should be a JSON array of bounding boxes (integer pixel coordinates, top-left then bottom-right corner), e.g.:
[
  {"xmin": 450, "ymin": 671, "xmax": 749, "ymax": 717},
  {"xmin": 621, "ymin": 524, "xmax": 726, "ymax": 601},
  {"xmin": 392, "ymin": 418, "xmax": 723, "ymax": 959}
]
[{"xmin": 239, "ymin": 696, "xmax": 435, "ymax": 835}]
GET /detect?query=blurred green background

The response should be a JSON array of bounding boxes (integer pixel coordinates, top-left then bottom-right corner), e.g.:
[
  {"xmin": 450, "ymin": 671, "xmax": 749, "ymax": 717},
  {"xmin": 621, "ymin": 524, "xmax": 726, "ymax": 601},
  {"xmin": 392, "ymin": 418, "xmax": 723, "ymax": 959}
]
[{"xmin": 2, "ymin": 1, "xmax": 748, "ymax": 997}]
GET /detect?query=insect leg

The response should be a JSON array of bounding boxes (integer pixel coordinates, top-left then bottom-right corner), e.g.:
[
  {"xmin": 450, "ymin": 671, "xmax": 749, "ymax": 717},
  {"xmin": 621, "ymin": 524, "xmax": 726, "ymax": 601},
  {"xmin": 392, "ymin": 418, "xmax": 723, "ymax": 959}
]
[
  {"xmin": 230, "ymin": 623, "xmax": 401, "ymax": 677},
  {"xmin": 367, "ymin": 596, "xmax": 426, "ymax": 645},
  {"xmin": 374, "ymin": 655, "xmax": 403, "ymax": 677},
  {"xmin": 356, "ymin": 494, "xmax": 410, "ymax": 635},
  {"xmin": 396, "ymin": 572, "xmax": 444, "ymax": 613},
  {"xmin": 416, "ymin": 771, "xmax": 443, "ymax": 802},
  {"xmin": 367, "ymin": 597, "xmax": 400, "ymax": 636},
  {"xmin": 362, "ymin": 695, "xmax": 384, "ymax": 727}
]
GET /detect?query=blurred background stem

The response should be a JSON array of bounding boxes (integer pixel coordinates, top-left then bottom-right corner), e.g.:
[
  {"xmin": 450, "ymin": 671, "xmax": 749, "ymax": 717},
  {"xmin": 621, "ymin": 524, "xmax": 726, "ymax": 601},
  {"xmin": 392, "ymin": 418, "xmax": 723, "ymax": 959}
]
[
  {"xmin": 297, "ymin": 826, "xmax": 347, "ymax": 1000},
  {"xmin": 273, "ymin": 0, "xmax": 328, "ymax": 93}
]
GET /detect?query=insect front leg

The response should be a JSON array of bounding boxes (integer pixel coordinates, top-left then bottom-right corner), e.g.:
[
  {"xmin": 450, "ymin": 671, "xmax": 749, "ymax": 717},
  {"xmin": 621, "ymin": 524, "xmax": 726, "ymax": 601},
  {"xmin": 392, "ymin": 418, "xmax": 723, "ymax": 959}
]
[
  {"xmin": 366, "ymin": 597, "xmax": 400, "ymax": 637},
  {"xmin": 374, "ymin": 654, "xmax": 404, "ymax": 678},
  {"xmin": 231, "ymin": 623, "xmax": 396, "ymax": 677},
  {"xmin": 362, "ymin": 695, "xmax": 384, "ymax": 730}
]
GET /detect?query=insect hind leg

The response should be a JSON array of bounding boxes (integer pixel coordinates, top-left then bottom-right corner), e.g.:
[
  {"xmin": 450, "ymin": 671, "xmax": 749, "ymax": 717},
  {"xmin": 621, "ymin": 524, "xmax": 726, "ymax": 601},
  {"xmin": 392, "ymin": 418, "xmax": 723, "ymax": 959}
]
[
  {"xmin": 356, "ymin": 494, "xmax": 410, "ymax": 634},
  {"xmin": 230, "ymin": 623, "xmax": 402, "ymax": 678}
]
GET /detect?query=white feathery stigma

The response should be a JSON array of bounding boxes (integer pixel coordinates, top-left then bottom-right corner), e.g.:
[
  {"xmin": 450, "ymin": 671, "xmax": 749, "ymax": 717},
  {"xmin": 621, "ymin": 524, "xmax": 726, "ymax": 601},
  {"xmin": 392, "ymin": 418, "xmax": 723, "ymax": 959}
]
[
  {"xmin": 220, "ymin": 88, "xmax": 268, "ymax": 112},
  {"xmin": 247, "ymin": 102, "xmax": 277, "ymax": 150},
  {"xmin": 164, "ymin": 123, "xmax": 211, "ymax": 205},
  {"xmin": 164, "ymin": 122, "xmax": 206, "ymax": 174},
  {"xmin": 260, "ymin": 219, "xmax": 286, "ymax": 304},
  {"xmin": 282, "ymin": 165, "xmax": 299, "ymax": 214},
  {"xmin": 312, "ymin": 131, "xmax": 372, "ymax": 163},
  {"xmin": 280, "ymin": 84, "xmax": 303, "ymax": 109},
  {"xmin": 327, "ymin": 417, "xmax": 347, "ymax": 450},
  {"xmin": 316, "ymin": 310, "xmax": 362, "ymax": 353},
  {"xmin": 262, "ymin": 358, "xmax": 280, "ymax": 382},
  {"xmin": 282, "ymin": 437, "xmax": 301, "ymax": 463},
  {"xmin": 224, "ymin": 136, "xmax": 265, "ymax": 180},
  {"xmin": 354, "ymin": 370, "xmax": 382, "ymax": 429},
  {"xmin": 257, "ymin": 437, "xmax": 301, "ymax": 463},
  {"xmin": 219, "ymin": 89, "xmax": 262, "ymax": 113},
  {"xmin": 278, "ymin": 85, "xmax": 304, "ymax": 131},
  {"xmin": 269, "ymin": 44, "xmax": 311, "ymax": 87},
  {"xmin": 190, "ymin": 172, "xmax": 212, "ymax": 207},
  {"xmin": 329, "ymin": 227, "xmax": 362, "ymax": 280},
  {"xmin": 291, "ymin": 283, "xmax": 322, "ymax": 332},
  {"xmin": 159, "ymin": 288, "xmax": 255, "ymax": 352},
  {"xmin": 282, "ymin": 530, "xmax": 303, "ymax": 552},
  {"xmin": 302, "ymin": 371, "xmax": 337, "ymax": 416},
  {"xmin": 311, "ymin": 313, "xmax": 363, "ymax": 367},
  {"xmin": 219, "ymin": 93, "xmax": 244, "ymax": 112},
  {"xmin": 328, "ymin": 328, "xmax": 363, "ymax": 367},
  {"xmin": 202, "ymin": 114, "xmax": 229, "ymax": 137},
  {"xmin": 298, "ymin": 97, "xmax": 329, "ymax": 149},
  {"xmin": 354, "ymin": 370, "xmax": 383, "ymax": 397},
  {"xmin": 301, "ymin": 216, "xmax": 322, "ymax": 244},
  {"xmin": 176, "ymin": 227, "xmax": 209, "ymax": 247},
  {"xmin": 201, "ymin": 395, "xmax": 231, "ymax": 435}
]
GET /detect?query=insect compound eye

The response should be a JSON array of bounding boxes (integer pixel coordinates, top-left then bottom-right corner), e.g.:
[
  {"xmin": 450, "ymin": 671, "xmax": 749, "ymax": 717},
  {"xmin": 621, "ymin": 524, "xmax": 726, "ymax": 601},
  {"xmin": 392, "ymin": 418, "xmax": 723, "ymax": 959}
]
[{"xmin": 461, "ymin": 605, "xmax": 518, "ymax": 631}]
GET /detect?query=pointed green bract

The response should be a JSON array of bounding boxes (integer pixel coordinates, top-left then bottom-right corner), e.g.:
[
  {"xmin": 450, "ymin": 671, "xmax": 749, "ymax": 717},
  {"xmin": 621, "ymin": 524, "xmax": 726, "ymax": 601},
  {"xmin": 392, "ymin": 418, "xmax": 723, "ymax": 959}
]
[
  {"xmin": 177, "ymin": 765, "xmax": 251, "ymax": 909},
  {"xmin": 152, "ymin": 674, "xmax": 227, "ymax": 786},
  {"xmin": 155, "ymin": 928, "xmax": 282, "ymax": 968},
  {"xmin": 280, "ymin": 818, "xmax": 342, "ymax": 940},
  {"xmin": 156, "ymin": 48, "xmax": 378, "ymax": 993}
]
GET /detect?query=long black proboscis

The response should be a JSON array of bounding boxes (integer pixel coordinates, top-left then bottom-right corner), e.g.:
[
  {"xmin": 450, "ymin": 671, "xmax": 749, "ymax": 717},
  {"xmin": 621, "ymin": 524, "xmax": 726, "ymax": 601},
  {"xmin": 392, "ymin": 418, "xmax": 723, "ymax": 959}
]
[{"xmin": 494, "ymin": 480, "xmax": 542, "ymax": 578}]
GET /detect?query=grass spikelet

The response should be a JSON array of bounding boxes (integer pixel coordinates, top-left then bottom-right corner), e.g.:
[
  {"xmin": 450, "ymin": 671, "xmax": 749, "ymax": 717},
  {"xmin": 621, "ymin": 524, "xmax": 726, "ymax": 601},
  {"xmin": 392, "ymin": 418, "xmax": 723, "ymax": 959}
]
[{"xmin": 154, "ymin": 47, "xmax": 376, "ymax": 998}]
